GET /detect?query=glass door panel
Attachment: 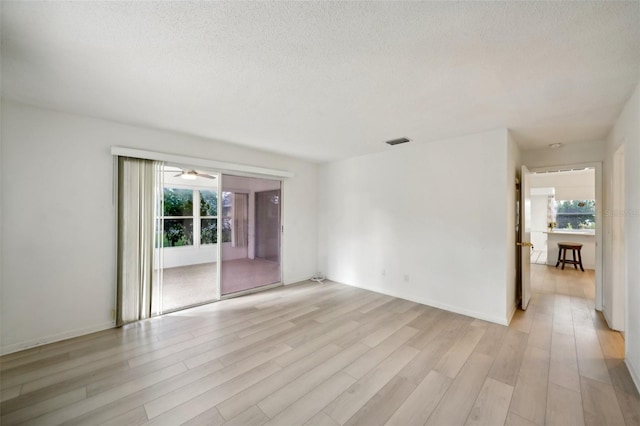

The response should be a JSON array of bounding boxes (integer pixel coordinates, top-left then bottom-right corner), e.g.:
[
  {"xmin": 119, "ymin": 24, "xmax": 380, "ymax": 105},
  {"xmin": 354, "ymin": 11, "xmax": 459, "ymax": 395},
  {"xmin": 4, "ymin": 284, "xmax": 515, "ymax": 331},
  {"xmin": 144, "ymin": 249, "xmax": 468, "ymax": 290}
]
[
  {"xmin": 220, "ymin": 175, "xmax": 282, "ymax": 296},
  {"xmin": 156, "ymin": 165, "xmax": 220, "ymax": 313}
]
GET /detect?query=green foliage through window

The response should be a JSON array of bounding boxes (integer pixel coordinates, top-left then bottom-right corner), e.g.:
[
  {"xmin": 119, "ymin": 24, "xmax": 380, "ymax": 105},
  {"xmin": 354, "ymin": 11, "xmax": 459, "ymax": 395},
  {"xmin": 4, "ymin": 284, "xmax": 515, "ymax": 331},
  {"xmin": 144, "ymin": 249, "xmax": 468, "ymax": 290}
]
[
  {"xmin": 556, "ymin": 200, "xmax": 596, "ymax": 230},
  {"xmin": 158, "ymin": 187, "xmax": 223, "ymax": 247},
  {"xmin": 200, "ymin": 190, "xmax": 218, "ymax": 216},
  {"xmin": 201, "ymin": 218, "xmax": 218, "ymax": 244},
  {"xmin": 163, "ymin": 188, "xmax": 193, "ymax": 216},
  {"xmin": 163, "ymin": 219, "xmax": 193, "ymax": 247}
]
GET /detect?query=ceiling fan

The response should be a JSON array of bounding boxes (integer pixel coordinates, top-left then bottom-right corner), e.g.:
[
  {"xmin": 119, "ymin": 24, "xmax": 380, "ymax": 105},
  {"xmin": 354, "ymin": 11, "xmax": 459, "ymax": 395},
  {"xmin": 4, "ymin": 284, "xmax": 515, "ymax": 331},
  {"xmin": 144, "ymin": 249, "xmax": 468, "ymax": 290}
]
[{"xmin": 173, "ymin": 169, "xmax": 216, "ymax": 180}]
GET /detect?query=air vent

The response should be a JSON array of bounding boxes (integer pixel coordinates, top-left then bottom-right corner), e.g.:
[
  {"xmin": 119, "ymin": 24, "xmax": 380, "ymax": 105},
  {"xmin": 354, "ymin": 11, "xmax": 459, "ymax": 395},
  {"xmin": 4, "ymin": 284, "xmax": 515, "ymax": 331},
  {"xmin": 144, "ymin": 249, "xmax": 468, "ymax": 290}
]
[{"xmin": 385, "ymin": 137, "xmax": 411, "ymax": 146}]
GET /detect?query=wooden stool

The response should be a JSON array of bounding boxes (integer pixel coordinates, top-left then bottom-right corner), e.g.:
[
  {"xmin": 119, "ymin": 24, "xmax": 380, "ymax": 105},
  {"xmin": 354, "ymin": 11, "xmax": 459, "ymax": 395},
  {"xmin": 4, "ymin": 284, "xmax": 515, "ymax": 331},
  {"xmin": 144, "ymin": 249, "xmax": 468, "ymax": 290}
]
[{"xmin": 555, "ymin": 242, "xmax": 585, "ymax": 271}]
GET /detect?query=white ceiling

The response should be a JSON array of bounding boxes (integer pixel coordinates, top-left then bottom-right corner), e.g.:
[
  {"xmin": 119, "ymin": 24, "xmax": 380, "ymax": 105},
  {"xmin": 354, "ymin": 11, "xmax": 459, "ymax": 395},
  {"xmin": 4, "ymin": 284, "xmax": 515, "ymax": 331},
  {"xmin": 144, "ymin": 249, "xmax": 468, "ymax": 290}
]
[{"xmin": 2, "ymin": 1, "xmax": 639, "ymax": 163}]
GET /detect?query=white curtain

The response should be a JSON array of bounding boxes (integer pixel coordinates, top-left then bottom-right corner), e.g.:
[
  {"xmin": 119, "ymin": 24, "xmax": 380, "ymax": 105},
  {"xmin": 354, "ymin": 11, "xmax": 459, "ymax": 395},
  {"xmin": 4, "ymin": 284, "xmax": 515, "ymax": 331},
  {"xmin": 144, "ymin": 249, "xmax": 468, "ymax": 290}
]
[
  {"xmin": 547, "ymin": 195, "xmax": 557, "ymax": 227},
  {"xmin": 232, "ymin": 193, "xmax": 248, "ymax": 248},
  {"xmin": 116, "ymin": 157, "xmax": 164, "ymax": 325}
]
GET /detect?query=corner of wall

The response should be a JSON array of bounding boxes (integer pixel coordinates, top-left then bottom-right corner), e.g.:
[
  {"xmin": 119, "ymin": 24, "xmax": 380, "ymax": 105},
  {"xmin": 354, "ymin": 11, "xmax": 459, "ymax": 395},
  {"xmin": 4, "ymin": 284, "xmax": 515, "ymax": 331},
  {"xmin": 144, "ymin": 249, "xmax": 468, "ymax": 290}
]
[{"xmin": 315, "ymin": 162, "xmax": 329, "ymax": 280}]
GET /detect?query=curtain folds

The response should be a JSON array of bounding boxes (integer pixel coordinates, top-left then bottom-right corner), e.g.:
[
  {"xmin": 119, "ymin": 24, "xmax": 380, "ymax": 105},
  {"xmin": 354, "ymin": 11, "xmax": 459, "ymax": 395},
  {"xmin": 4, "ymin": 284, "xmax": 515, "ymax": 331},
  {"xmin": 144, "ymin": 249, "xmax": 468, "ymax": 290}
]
[
  {"xmin": 547, "ymin": 195, "xmax": 557, "ymax": 226},
  {"xmin": 116, "ymin": 157, "xmax": 163, "ymax": 326},
  {"xmin": 232, "ymin": 193, "xmax": 249, "ymax": 248}
]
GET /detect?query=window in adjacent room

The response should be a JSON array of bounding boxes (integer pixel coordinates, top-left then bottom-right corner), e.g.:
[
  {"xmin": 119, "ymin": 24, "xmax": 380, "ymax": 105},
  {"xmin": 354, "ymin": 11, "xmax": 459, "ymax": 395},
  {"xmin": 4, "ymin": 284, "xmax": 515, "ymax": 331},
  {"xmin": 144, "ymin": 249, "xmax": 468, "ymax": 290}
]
[
  {"xmin": 199, "ymin": 189, "xmax": 219, "ymax": 245},
  {"xmin": 555, "ymin": 200, "xmax": 596, "ymax": 230},
  {"xmin": 162, "ymin": 188, "xmax": 194, "ymax": 246}
]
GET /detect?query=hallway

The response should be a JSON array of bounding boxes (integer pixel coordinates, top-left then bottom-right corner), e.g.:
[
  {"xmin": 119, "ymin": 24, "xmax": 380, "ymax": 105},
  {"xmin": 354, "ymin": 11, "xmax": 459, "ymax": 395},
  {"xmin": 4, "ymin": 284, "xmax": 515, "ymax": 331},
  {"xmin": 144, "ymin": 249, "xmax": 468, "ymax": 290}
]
[{"xmin": 506, "ymin": 264, "xmax": 639, "ymax": 425}]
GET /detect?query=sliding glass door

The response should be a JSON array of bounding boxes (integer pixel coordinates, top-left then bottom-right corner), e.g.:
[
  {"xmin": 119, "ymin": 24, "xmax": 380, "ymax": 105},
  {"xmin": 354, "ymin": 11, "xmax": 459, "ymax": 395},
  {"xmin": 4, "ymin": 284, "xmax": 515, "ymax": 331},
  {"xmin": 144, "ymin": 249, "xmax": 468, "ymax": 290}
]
[
  {"xmin": 156, "ymin": 169, "xmax": 283, "ymax": 308},
  {"xmin": 156, "ymin": 165, "xmax": 220, "ymax": 313},
  {"xmin": 220, "ymin": 175, "xmax": 282, "ymax": 296},
  {"xmin": 118, "ymin": 160, "xmax": 285, "ymax": 321}
]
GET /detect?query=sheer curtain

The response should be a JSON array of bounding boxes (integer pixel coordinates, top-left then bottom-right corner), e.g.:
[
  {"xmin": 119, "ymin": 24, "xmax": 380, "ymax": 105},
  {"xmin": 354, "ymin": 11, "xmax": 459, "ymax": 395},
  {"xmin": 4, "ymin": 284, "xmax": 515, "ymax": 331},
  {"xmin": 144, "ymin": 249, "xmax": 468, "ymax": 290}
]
[
  {"xmin": 116, "ymin": 157, "xmax": 164, "ymax": 325},
  {"xmin": 547, "ymin": 195, "xmax": 557, "ymax": 227},
  {"xmin": 232, "ymin": 193, "xmax": 248, "ymax": 248}
]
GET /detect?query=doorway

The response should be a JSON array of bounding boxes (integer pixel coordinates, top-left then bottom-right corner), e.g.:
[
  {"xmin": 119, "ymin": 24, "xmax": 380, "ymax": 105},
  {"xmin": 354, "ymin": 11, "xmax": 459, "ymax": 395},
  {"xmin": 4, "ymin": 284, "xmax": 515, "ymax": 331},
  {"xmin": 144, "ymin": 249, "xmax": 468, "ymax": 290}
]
[
  {"xmin": 526, "ymin": 162, "xmax": 603, "ymax": 312},
  {"xmin": 529, "ymin": 168, "xmax": 597, "ymax": 271}
]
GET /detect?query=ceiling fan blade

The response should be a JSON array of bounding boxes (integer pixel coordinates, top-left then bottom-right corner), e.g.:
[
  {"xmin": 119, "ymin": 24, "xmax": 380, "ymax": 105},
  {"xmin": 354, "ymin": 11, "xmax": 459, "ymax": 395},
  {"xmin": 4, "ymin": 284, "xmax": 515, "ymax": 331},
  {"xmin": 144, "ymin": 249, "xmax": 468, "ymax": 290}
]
[{"xmin": 195, "ymin": 172, "xmax": 216, "ymax": 179}]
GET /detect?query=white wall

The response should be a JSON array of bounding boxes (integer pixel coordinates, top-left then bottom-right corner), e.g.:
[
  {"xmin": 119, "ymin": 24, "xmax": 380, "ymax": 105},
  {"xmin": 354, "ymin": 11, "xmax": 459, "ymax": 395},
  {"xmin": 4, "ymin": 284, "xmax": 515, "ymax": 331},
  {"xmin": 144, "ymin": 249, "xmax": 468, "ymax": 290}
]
[
  {"xmin": 604, "ymin": 81, "xmax": 640, "ymax": 390},
  {"xmin": 0, "ymin": 100, "xmax": 318, "ymax": 354},
  {"xmin": 318, "ymin": 129, "xmax": 513, "ymax": 325},
  {"xmin": 162, "ymin": 245, "xmax": 218, "ymax": 269}
]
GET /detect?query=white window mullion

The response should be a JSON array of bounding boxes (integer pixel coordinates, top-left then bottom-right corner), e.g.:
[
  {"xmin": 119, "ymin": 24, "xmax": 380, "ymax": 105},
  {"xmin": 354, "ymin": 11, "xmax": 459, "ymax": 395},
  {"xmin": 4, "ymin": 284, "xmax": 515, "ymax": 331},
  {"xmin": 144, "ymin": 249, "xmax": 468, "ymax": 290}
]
[{"xmin": 194, "ymin": 190, "xmax": 201, "ymax": 247}]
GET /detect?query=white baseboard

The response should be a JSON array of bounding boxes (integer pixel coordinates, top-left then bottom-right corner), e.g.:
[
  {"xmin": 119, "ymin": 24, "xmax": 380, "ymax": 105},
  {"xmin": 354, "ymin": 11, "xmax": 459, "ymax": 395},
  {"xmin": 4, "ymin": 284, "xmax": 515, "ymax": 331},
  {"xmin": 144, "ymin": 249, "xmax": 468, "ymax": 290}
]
[
  {"xmin": 1, "ymin": 321, "xmax": 115, "ymax": 356},
  {"xmin": 284, "ymin": 274, "xmax": 317, "ymax": 286},
  {"xmin": 600, "ymin": 307, "xmax": 625, "ymax": 332},
  {"xmin": 507, "ymin": 302, "xmax": 518, "ymax": 325},
  {"xmin": 601, "ymin": 308, "xmax": 614, "ymax": 329},
  {"xmin": 336, "ymin": 280, "xmax": 510, "ymax": 326},
  {"xmin": 625, "ymin": 358, "xmax": 640, "ymax": 394}
]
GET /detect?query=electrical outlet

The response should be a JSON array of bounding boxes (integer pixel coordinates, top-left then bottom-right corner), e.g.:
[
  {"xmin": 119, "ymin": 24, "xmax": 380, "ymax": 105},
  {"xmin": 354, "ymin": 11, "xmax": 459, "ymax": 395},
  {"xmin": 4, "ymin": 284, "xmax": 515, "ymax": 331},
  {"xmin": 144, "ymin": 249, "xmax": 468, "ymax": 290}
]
[
  {"xmin": 404, "ymin": 274, "xmax": 410, "ymax": 282},
  {"xmin": 381, "ymin": 269, "xmax": 386, "ymax": 277},
  {"xmin": 110, "ymin": 309, "xmax": 116, "ymax": 320}
]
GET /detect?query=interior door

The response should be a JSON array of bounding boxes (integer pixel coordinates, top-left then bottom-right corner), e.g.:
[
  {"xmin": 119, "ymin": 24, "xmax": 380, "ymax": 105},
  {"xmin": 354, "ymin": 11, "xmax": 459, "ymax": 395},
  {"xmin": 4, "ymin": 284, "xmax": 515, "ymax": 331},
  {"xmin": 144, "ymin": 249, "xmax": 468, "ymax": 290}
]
[{"xmin": 519, "ymin": 165, "xmax": 533, "ymax": 310}]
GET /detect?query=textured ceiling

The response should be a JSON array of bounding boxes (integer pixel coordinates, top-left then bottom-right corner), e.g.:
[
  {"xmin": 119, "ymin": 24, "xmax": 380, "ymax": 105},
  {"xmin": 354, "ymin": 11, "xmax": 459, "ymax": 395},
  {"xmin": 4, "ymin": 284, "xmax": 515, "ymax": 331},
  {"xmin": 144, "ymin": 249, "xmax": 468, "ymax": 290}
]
[{"xmin": 2, "ymin": 1, "xmax": 639, "ymax": 162}]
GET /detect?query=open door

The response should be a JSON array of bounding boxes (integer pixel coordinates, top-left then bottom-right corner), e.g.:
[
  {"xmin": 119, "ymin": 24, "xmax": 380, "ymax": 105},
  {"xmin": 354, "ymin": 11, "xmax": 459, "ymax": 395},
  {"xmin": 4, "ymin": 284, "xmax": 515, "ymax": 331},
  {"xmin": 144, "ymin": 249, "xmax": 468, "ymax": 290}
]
[{"xmin": 519, "ymin": 165, "xmax": 533, "ymax": 309}]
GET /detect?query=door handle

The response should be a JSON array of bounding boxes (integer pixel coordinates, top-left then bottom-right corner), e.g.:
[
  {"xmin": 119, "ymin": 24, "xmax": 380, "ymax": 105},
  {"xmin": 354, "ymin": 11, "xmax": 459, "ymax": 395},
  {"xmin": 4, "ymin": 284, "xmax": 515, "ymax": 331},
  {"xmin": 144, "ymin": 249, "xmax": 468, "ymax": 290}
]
[{"xmin": 517, "ymin": 242, "xmax": 534, "ymax": 248}]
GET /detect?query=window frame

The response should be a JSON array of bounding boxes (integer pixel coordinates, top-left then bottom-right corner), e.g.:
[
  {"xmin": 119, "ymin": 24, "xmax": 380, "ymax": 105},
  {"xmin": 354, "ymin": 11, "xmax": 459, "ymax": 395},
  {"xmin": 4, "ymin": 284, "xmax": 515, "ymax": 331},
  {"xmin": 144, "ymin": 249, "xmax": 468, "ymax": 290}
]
[
  {"xmin": 161, "ymin": 186, "xmax": 220, "ymax": 249},
  {"xmin": 199, "ymin": 189, "xmax": 219, "ymax": 246},
  {"xmin": 161, "ymin": 187, "xmax": 195, "ymax": 248},
  {"xmin": 555, "ymin": 199, "xmax": 596, "ymax": 230}
]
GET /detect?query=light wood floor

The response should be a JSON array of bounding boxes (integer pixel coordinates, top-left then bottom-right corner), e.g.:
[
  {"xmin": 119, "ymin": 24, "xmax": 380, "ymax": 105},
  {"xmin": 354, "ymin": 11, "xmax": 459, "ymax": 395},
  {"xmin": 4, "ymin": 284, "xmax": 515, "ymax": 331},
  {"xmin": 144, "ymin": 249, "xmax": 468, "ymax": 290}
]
[
  {"xmin": 1, "ymin": 265, "xmax": 638, "ymax": 425},
  {"xmin": 530, "ymin": 249, "xmax": 548, "ymax": 265}
]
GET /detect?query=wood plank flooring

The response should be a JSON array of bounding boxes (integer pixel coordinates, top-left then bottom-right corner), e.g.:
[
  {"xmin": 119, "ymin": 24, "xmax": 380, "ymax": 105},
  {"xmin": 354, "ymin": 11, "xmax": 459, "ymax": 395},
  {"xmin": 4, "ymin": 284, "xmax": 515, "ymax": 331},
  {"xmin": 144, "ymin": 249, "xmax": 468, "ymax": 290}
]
[{"xmin": 1, "ymin": 265, "xmax": 638, "ymax": 425}]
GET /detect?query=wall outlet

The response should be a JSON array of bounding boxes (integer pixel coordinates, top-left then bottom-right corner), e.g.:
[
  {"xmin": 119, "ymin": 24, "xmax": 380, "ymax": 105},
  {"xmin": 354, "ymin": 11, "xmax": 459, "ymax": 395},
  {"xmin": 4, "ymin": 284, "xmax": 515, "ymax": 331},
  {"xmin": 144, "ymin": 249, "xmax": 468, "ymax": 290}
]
[
  {"xmin": 404, "ymin": 274, "xmax": 410, "ymax": 282},
  {"xmin": 381, "ymin": 269, "xmax": 386, "ymax": 277},
  {"xmin": 110, "ymin": 309, "xmax": 116, "ymax": 320}
]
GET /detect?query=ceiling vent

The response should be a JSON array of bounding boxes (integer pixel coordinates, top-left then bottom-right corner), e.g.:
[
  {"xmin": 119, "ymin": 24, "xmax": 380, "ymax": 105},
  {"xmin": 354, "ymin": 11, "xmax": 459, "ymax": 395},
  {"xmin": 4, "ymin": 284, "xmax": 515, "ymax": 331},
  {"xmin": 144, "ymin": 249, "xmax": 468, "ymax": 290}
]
[{"xmin": 385, "ymin": 137, "xmax": 411, "ymax": 146}]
